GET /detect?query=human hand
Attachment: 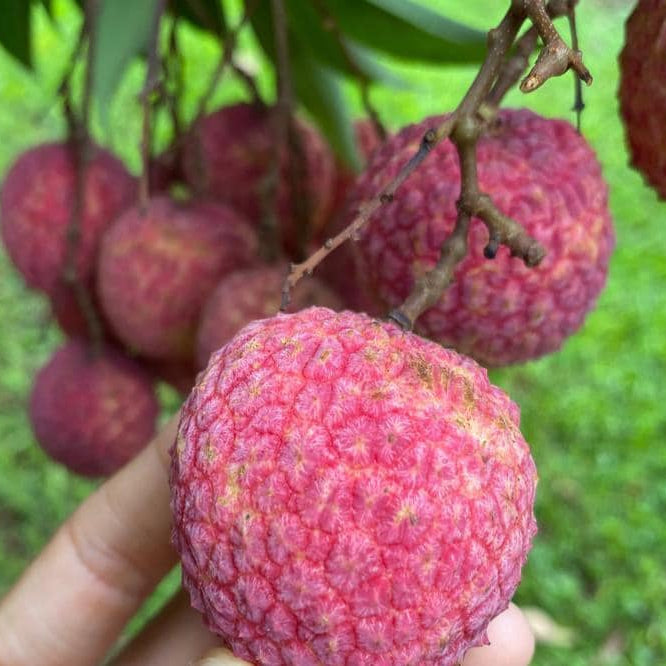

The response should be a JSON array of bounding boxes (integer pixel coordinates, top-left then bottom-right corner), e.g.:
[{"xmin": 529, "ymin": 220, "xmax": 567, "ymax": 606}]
[{"xmin": 0, "ymin": 417, "xmax": 535, "ymax": 666}]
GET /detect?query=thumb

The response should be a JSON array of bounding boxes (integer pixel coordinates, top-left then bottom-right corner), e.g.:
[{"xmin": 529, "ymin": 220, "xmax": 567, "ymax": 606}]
[{"xmin": 193, "ymin": 647, "xmax": 250, "ymax": 666}]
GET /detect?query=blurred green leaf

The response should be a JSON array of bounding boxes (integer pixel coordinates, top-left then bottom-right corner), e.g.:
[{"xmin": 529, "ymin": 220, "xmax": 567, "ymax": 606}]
[
  {"xmin": 171, "ymin": 0, "xmax": 226, "ymax": 35},
  {"xmin": 291, "ymin": 54, "xmax": 360, "ymax": 170},
  {"xmin": 249, "ymin": 3, "xmax": 359, "ymax": 168},
  {"xmin": 0, "ymin": 0, "xmax": 32, "ymax": 68},
  {"xmin": 324, "ymin": 0, "xmax": 488, "ymax": 64},
  {"xmin": 90, "ymin": 0, "xmax": 160, "ymax": 120}
]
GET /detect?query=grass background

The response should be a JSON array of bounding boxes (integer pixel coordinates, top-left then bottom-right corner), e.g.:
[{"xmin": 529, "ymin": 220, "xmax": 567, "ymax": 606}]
[{"xmin": 0, "ymin": 0, "xmax": 664, "ymax": 664}]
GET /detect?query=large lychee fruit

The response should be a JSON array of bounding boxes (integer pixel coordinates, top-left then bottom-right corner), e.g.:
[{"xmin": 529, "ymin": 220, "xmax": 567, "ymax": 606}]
[
  {"xmin": 0, "ymin": 142, "xmax": 135, "ymax": 295},
  {"xmin": 348, "ymin": 108, "xmax": 615, "ymax": 366},
  {"xmin": 29, "ymin": 339, "xmax": 159, "ymax": 477},
  {"xmin": 170, "ymin": 307, "xmax": 537, "ymax": 666},
  {"xmin": 182, "ymin": 103, "xmax": 336, "ymax": 255},
  {"xmin": 97, "ymin": 196, "xmax": 258, "ymax": 361},
  {"xmin": 618, "ymin": 0, "xmax": 666, "ymax": 198},
  {"xmin": 195, "ymin": 264, "xmax": 342, "ymax": 369}
]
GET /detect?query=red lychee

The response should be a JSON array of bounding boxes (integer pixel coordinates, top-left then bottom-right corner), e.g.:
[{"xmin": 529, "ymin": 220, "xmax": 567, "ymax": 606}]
[
  {"xmin": 97, "ymin": 196, "xmax": 258, "ymax": 361},
  {"xmin": 196, "ymin": 264, "xmax": 342, "ymax": 369},
  {"xmin": 618, "ymin": 0, "xmax": 666, "ymax": 199},
  {"xmin": 29, "ymin": 339, "xmax": 159, "ymax": 477},
  {"xmin": 181, "ymin": 103, "xmax": 336, "ymax": 256},
  {"xmin": 0, "ymin": 142, "xmax": 135, "ymax": 295},
  {"xmin": 170, "ymin": 307, "xmax": 537, "ymax": 666},
  {"xmin": 348, "ymin": 108, "xmax": 615, "ymax": 366}
]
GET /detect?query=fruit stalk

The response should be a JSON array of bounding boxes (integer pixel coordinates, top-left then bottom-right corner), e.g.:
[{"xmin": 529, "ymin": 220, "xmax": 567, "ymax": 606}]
[
  {"xmin": 283, "ymin": 0, "xmax": 592, "ymax": 331},
  {"xmin": 62, "ymin": 1, "xmax": 104, "ymax": 351}
]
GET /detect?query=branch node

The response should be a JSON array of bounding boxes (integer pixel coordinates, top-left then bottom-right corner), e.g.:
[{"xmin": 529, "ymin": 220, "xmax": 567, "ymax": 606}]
[{"xmin": 387, "ymin": 309, "xmax": 413, "ymax": 331}]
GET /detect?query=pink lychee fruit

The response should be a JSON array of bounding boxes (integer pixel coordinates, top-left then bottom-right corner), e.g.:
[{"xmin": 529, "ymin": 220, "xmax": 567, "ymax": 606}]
[
  {"xmin": 195, "ymin": 264, "xmax": 342, "ymax": 369},
  {"xmin": 348, "ymin": 108, "xmax": 615, "ymax": 366},
  {"xmin": 29, "ymin": 339, "xmax": 159, "ymax": 477},
  {"xmin": 182, "ymin": 103, "xmax": 336, "ymax": 256},
  {"xmin": 0, "ymin": 142, "xmax": 135, "ymax": 295},
  {"xmin": 97, "ymin": 195, "xmax": 258, "ymax": 361},
  {"xmin": 170, "ymin": 307, "xmax": 537, "ymax": 666},
  {"xmin": 618, "ymin": 0, "xmax": 666, "ymax": 199}
]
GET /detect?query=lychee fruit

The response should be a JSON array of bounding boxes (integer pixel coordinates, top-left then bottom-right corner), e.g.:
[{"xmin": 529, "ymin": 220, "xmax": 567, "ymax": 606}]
[
  {"xmin": 348, "ymin": 108, "xmax": 615, "ymax": 366},
  {"xmin": 195, "ymin": 264, "xmax": 342, "ymax": 369},
  {"xmin": 182, "ymin": 103, "xmax": 336, "ymax": 255},
  {"xmin": 170, "ymin": 307, "xmax": 537, "ymax": 666},
  {"xmin": 97, "ymin": 195, "xmax": 258, "ymax": 361},
  {"xmin": 29, "ymin": 339, "xmax": 159, "ymax": 477},
  {"xmin": 618, "ymin": 0, "xmax": 666, "ymax": 199},
  {"xmin": 0, "ymin": 142, "xmax": 135, "ymax": 295}
]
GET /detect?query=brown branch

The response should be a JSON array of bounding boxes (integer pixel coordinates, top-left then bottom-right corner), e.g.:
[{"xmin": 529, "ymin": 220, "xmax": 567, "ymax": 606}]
[
  {"xmin": 139, "ymin": 0, "xmax": 167, "ymax": 210},
  {"xmin": 520, "ymin": 0, "xmax": 591, "ymax": 92},
  {"xmin": 282, "ymin": 0, "xmax": 591, "ymax": 328},
  {"xmin": 567, "ymin": 3, "xmax": 585, "ymax": 131}
]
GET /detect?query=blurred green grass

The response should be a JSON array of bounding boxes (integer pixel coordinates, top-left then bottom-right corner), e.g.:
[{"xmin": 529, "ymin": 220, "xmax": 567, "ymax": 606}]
[{"xmin": 0, "ymin": 0, "xmax": 665, "ymax": 664}]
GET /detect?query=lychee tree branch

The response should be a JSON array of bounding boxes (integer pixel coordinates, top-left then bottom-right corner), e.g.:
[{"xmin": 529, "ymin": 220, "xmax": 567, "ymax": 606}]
[{"xmin": 282, "ymin": 0, "xmax": 592, "ymax": 330}]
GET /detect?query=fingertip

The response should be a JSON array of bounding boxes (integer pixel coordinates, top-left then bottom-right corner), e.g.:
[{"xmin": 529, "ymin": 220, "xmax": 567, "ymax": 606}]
[
  {"xmin": 462, "ymin": 603, "xmax": 535, "ymax": 666},
  {"xmin": 193, "ymin": 647, "xmax": 250, "ymax": 666}
]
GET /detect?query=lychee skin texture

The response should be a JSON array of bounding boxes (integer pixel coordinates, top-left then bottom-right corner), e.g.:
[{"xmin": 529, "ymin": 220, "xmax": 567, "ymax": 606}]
[
  {"xmin": 349, "ymin": 109, "xmax": 615, "ymax": 366},
  {"xmin": 97, "ymin": 196, "xmax": 258, "ymax": 360},
  {"xmin": 618, "ymin": 0, "xmax": 666, "ymax": 199},
  {"xmin": 182, "ymin": 103, "xmax": 336, "ymax": 253},
  {"xmin": 171, "ymin": 307, "xmax": 537, "ymax": 666},
  {"xmin": 196, "ymin": 265, "xmax": 342, "ymax": 369},
  {"xmin": 29, "ymin": 339, "xmax": 159, "ymax": 477},
  {"xmin": 0, "ymin": 142, "xmax": 135, "ymax": 294}
]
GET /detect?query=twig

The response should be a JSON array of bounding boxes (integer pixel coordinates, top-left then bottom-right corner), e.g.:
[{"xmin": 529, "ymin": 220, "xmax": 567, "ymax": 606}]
[
  {"xmin": 567, "ymin": 3, "xmax": 585, "ymax": 131},
  {"xmin": 283, "ymin": 0, "xmax": 591, "ymax": 329},
  {"xmin": 193, "ymin": 0, "xmax": 260, "ymax": 121},
  {"xmin": 486, "ymin": 0, "xmax": 579, "ymax": 109},
  {"xmin": 61, "ymin": 0, "xmax": 104, "ymax": 352},
  {"xmin": 520, "ymin": 0, "xmax": 591, "ymax": 92},
  {"xmin": 138, "ymin": 0, "xmax": 167, "ymax": 210}
]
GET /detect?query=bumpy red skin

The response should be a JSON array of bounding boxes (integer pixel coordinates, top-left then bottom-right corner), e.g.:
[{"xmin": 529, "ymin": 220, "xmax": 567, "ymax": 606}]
[
  {"xmin": 97, "ymin": 196, "xmax": 258, "ymax": 361},
  {"xmin": 171, "ymin": 307, "xmax": 537, "ymax": 666},
  {"xmin": 182, "ymin": 104, "xmax": 336, "ymax": 256},
  {"xmin": 0, "ymin": 142, "xmax": 135, "ymax": 295},
  {"xmin": 29, "ymin": 339, "xmax": 159, "ymax": 477},
  {"xmin": 196, "ymin": 265, "xmax": 342, "ymax": 369},
  {"xmin": 317, "ymin": 121, "xmax": 386, "ymax": 316},
  {"xmin": 619, "ymin": 0, "xmax": 666, "ymax": 199},
  {"xmin": 348, "ymin": 109, "xmax": 615, "ymax": 366}
]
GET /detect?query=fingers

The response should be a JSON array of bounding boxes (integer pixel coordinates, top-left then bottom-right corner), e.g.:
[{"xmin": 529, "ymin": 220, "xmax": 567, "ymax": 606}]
[
  {"xmin": 0, "ymin": 415, "xmax": 180, "ymax": 666},
  {"xmin": 190, "ymin": 603, "xmax": 534, "ymax": 666},
  {"xmin": 462, "ymin": 603, "xmax": 535, "ymax": 666},
  {"xmin": 111, "ymin": 590, "xmax": 220, "ymax": 666}
]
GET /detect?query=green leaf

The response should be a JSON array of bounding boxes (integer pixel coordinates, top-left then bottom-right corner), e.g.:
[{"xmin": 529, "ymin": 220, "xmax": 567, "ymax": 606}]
[
  {"xmin": 291, "ymin": 53, "xmax": 360, "ymax": 170},
  {"xmin": 90, "ymin": 0, "xmax": 160, "ymax": 119},
  {"xmin": 323, "ymin": 0, "xmax": 488, "ymax": 64},
  {"xmin": 248, "ymin": 3, "xmax": 359, "ymax": 168},
  {"xmin": 0, "ymin": 0, "xmax": 32, "ymax": 68},
  {"xmin": 171, "ymin": 0, "xmax": 226, "ymax": 35}
]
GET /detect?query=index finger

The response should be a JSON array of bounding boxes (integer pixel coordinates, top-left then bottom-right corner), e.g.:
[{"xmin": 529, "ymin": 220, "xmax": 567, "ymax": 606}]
[{"xmin": 0, "ymin": 414, "xmax": 180, "ymax": 666}]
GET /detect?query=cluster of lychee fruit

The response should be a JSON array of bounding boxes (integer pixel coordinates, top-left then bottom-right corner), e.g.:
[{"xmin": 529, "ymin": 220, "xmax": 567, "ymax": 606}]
[
  {"xmin": 3, "ymin": 93, "xmax": 615, "ymax": 663},
  {"xmin": 0, "ymin": 103, "xmax": 370, "ymax": 477}
]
